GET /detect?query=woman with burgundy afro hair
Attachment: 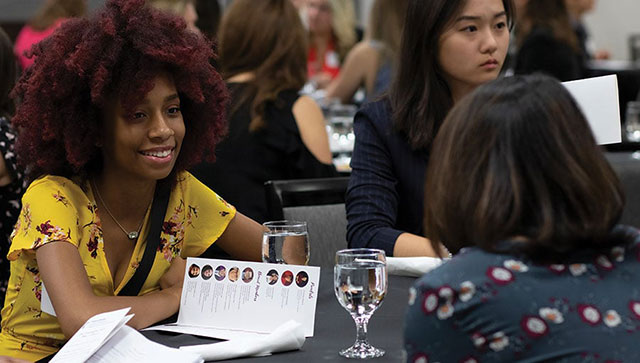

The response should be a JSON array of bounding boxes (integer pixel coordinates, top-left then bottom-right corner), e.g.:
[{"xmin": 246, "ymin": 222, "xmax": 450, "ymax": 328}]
[{"xmin": 0, "ymin": 0, "xmax": 263, "ymax": 359}]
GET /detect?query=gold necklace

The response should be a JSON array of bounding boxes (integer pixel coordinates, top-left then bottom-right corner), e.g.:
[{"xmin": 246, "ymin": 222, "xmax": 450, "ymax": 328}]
[{"xmin": 91, "ymin": 179, "xmax": 150, "ymax": 240}]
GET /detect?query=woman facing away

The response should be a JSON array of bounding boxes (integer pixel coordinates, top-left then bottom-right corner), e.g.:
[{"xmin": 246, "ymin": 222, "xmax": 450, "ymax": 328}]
[
  {"xmin": 13, "ymin": 0, "xmax": 86, "ymax": 70},
  {"xmin": 325, "ymin": 0, "xmax": 408, "ymax": 104},
  {"xmin": 514, "ymin": 0, "xmax": 586, "ymax": 81},
  {"xmin": 0, "ymin": 0, "xmax": 263, "ymax": 360},
  {"xmin": 305, "ymin": 0, "xmax": 358, "ymax": 89},
  {"xmin": 190, "ymin": 0, "xmax": 337, "ymax": 225},
  {"xmin": 404, "ymin": 74, "xmax": 640, "ymax": 361},
  {"xmin": 346, "ymin": 0, "xmax": 514, "ymax": 257}
]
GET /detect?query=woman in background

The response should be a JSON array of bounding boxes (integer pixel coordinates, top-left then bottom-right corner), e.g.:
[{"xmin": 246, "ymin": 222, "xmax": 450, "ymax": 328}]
[
  {"xmin": 405, "ymin": 74, "xmax": 638, "ymax": 361},
  {"xmin": 0, "ymin": 0, "xmax": 262, "ymax": 359},
  {"xmin": 14, "ymin": 0, "xmax": 86, "ymax": 70},
  {"xmin": 147, "ymin": 0, "xmax": 199, "ymax": 33},
  {"xmin": 191, "ymin": 0, "xmax": 336, "ymax": 226},
  {"xmin": 325, "ymin": 0, "xmax": 408, "ymax": 104},
  {"xmin": 514, "ymin": 0, "xmax": 585, "ymax": 81},
  {"xmin": 306, "ymin": 0, "xmax": 358, "ymax": 89},
  {"xmin": 0, "ymin": 28, "xmax": 27, "ymax": 309},
  {"xmin": 346, "ymin": 0, "xmax": 514, "ymax": 257},
  {"xmin": 195, "ymin": 0, "xmax": 221, "ymax": 41}
]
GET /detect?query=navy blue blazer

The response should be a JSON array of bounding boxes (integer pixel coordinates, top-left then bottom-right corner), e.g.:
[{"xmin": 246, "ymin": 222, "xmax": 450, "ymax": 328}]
[{"xmin": 345, "ymin": 98, "xmax": 429, "ymax": 256}]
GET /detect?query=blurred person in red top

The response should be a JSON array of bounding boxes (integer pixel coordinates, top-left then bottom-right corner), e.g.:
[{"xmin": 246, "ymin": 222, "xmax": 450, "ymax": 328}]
[
  {"xmin": 14, "ymin": 0, "xmax": 86, "ymax": 70},
  {"xmin": 305, "ymin": 0, "xmax": 357, "ymax": 89}
]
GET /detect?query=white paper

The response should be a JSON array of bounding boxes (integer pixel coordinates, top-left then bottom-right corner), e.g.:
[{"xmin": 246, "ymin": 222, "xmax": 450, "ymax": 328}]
[
  {"xmin": 562, "ymin": 75, "xmax": 621, "ymax": 145},
  {"xmin": 176, "ymin": 258, "xmax": 320, "ymax": 337},
  {"xmin": 144, "ymin": 323, "xmax": 269, "ymax": 341},
  {"xmin": 386, "ymin": 257, "xmax": 445, "ymax": 277},
  {"xmin": 179, "ymin": 320, "xmax": 305, "ymax": 361},
  {"xmin": 40, "ymin": 282, "xmax": 56, "ymax": 317},
  {"xmin": 50, "ymin": 308, "xmax": 132, "ymax": 363},
  {"xmin": 87, "ymin": 325, "xmax": 203, "ymax": 363}
]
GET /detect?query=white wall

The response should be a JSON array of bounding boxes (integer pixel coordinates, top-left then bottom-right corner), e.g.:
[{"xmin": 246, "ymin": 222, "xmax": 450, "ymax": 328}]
[{"xmin": 582, "ymin": 0, "xmax": 640, "ymax": 60}]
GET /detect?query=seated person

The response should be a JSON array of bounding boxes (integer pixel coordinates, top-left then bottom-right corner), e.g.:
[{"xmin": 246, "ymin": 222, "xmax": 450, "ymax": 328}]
[
  {"xmin": 0, "ymin": 27, "xmax": 27, "ymax": 309},
  {"xmin": 514, "ymin": 0, "xmax": 585, "ymax": 81},
  {"xmin": 346, "ymin": 0, "xmax": 514, "ymax": 257},
  {"xmin": 147, "ymin": 0, "xmax": 199, "ymax": 33},
  {"xmin": 190, "ymin": 0, "xmax": 337, "ymax": 225},
  {"xmin": 0, "ymin": 0, "xmax": 263, "ymax": 360},
  {"xmin": 13, "ymin": 0, "xmax": 86, "ymax": 70},
  {"xmin": 325, "ymin": 0, "xmax": 408, "ymax": 104},
  {"xmin": 405, "ymin": 74, "xmax": 638, "ymax": 361},
  {"xmin": 305, "ymin": 0, "xmax": 358, "ymax": 89}
]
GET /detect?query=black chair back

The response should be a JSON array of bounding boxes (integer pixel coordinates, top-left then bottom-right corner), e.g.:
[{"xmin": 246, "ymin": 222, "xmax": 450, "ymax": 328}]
[
  {"xmin": 264, "ymin": 177, "xmax": 350, "ymax": 220},
  {"xmin": 264, "ymin": 177, "xmax": 350, "ymax": 268}
]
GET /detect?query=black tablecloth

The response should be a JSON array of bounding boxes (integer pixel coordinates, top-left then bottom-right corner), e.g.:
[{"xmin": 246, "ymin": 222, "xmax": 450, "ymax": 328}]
[{"xmin": 142, "ymin": 269, "xmax": 417, "ymax": 362}]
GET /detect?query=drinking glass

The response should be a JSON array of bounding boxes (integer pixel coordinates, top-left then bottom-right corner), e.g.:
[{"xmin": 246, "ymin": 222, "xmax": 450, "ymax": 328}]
[
  {"xmin": 625, "ymin": 101, "xmax": 640, "ymax": 142},
  {"xmin": 334, "ymin": 248, "xmax": 387, "ymax": 359},
  {"xmin": 261, "ymin": 221, "xmax": 309, "ymax": 265}
]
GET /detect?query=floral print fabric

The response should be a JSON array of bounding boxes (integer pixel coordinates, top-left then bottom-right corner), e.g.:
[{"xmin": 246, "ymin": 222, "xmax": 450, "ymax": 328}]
[
  {"xmin": 0, "ymin": 172, "xmax": 235, "ymax": 361},
  {"xmin": 404, "ymin": 225, "xmax": 640, "ymax": 363}
]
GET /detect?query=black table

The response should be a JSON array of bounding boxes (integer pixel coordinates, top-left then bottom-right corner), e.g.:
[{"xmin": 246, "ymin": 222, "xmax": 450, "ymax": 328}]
[{"xmin": 142, "ymin": 269, "xmax": 417, "ymax": 362}]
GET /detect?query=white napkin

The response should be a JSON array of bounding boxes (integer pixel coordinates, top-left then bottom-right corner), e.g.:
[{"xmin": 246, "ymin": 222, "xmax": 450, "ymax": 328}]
[
  {"xmin": 179, "ymin": 320, "xmax": 305, "ymax": 361},
  {"xmin": 386, "ymin": 257, "xmax": 446, "ymax": 277}
]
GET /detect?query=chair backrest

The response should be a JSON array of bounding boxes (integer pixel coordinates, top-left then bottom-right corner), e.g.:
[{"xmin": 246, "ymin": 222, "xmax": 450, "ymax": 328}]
[
  {"xmin": 264, "ymin": 177, "xmax": 350, "ymax": 220},
  {"xmin": 264, "ymin": 177, "xmax": 350, "ymax": 268},
  {"xmin": 283, "ymin": 203, "xmax": 347, "ymax": 268}
]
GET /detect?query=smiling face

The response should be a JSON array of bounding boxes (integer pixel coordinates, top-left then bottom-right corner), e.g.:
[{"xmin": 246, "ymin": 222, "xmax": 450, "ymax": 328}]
[
  {"xmin": 437, "ymin": 0, "xmax": 510, "ymax": 101},
  {"xmin": 101, "ymin": 74, "xmax": 185, "ymax": 184}
]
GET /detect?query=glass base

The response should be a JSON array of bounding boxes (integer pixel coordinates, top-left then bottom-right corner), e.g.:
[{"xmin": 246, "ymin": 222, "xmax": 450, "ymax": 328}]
[{"xmin": 339, "ymin": 341, "xmax": 385, "ymax": 359}]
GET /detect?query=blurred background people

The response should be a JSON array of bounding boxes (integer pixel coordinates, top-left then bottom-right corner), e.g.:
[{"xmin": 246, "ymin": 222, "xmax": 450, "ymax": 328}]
[
  {"xmin": 147, "ymin": 0, "xmax": 199, "ymax": 33},
  {"xmin": 406, "ymin": 74, "xmax": 635, "ymax": 361},
  {"xmin": 306, "ymin": 0, "xmax": 359, "ymax": 89},
  {"xmin": 565, "ymin": 0, "xmax": 610, "ymax": 60},
  {"xmin": 325, "ymin": 0, "xmax": 408, "ymax": 104},
  {"xmin": 0, "ymin": 27, "xmax": 26, "ymax": 310},
  {"xmin": 195, "ymin": 0, "xmax": 221, "ymax": 41},
  {"xmin": 514, "ymin": 0, "xmax": 585, "ymax": 81},
  {"xmin": 191, "ymin": 0, "xmax": 336, "ymax": 228},
  {"xmin": 13, "ymin": 0, "xmax": 86, "ymax": 70},
  {"xmin": 346, "ymin": 0, "xmax": 514, "ymax": 257}
]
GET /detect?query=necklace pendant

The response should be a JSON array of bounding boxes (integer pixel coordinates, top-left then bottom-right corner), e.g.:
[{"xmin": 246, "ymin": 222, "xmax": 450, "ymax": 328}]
[{"xmin": 127, "ymin": 231, "xmax": 139, "ymax": 240}]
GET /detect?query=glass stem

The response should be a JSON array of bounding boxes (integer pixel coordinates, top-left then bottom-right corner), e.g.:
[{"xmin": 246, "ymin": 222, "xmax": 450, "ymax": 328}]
[{"xmin": 352, "ymin": 314, "xmax": 371, "ymax": 346}]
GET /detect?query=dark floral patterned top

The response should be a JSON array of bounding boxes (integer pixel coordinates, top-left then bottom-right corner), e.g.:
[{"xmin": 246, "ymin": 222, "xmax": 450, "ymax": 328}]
[
  {"xmin": 0, "ymin": 172, "xmax": 235, "ymax": 361},
  {"xmin": 405, "ymin": 225, "xmax": 640, "ymax": 363},
  {"xmin": 0, "ymin": 117, "xmax": 27, "ymax": 308}
]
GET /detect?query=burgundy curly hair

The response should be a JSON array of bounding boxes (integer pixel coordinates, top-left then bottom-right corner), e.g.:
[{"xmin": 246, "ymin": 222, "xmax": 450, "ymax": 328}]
[{"xmin": 12, "ymin": 0, "xmax": 228, "ymax": 181}]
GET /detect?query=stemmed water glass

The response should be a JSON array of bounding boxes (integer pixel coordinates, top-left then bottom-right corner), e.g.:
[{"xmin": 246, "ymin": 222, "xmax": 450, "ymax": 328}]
[{"xmin": 334, "ymin": 248, "xmax": 387, "ymax": 359}]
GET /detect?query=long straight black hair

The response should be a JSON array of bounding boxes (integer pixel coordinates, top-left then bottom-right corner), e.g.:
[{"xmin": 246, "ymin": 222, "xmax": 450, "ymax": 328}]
[{"xmin": 389, "ymin": 0, "xmax": 515, "ymax": 150}]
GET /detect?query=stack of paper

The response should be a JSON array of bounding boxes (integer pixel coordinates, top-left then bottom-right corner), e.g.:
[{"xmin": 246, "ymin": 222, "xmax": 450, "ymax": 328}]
[{"xmin": 50, "ymin": 308, "xmax": 203, "ymax": 363}]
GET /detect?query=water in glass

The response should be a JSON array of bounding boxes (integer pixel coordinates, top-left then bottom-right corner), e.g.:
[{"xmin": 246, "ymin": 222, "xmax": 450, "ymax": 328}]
[
  {"xmin": 334, "ymin": 249, "xmax": 387, "ymax": 359},
  {"xmin": 262, "ymin": 221, "xmax": 309, "ymax": 265}
]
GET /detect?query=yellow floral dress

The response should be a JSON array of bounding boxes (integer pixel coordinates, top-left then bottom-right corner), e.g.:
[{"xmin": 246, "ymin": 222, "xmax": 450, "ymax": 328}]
[{"xmin": 0, "ymin": 171, "xmax": 235, "ymax": 361}]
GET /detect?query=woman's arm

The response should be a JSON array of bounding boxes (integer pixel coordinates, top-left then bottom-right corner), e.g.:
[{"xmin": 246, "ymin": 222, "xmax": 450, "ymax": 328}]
[
  {"xmin": 214, "ymin": 212, "xmax": 264, "ymax": 262},
  {"xmin": 292, "ymin": 95, "xmax": 333, "ymax": 164},
  {"xmin": 36, "ymin": 242, "xmax": 182, "ymax": 338},
  {"xmin": 346, "ymin": 104, "xmax": 439, "ymax": 257},
  {"xmin": 393, "ymin": 233, "xmax": 440, "ymax": 257},
  {"xmin": 325, "ymin": 42, "xmax": 378, "ymax": 104}
]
